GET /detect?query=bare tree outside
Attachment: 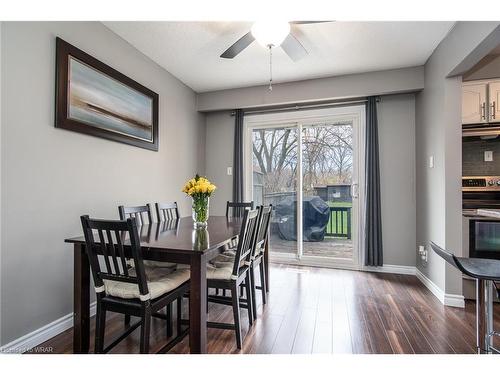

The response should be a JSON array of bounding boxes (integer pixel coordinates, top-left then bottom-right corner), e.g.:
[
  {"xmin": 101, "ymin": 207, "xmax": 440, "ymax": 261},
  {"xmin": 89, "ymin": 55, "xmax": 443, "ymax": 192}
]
[
  {"xmin": 252, "ymin": 122, "xmax": 353, "ymax": 196},
  {"xmin": 252, "ymin": 122, "xmax": 354, "ymax": 259},
  {"xmin": 252, "ymin": 127, "xmax": 298, "ymax": 194}
]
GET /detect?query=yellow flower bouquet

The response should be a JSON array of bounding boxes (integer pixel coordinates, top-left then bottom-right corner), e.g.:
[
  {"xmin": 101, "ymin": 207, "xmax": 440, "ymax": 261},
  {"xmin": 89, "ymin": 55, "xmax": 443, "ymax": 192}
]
[{"xmin": 182, "ymin": 174, "xmax": 216, "ymax": 227}]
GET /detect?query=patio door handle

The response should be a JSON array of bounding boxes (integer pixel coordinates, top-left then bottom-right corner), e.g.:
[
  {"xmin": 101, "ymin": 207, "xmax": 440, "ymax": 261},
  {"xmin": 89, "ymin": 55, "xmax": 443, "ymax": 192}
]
[{"xmin": 351, "ymin": 183, "xmax": 359, "ymax": 199}]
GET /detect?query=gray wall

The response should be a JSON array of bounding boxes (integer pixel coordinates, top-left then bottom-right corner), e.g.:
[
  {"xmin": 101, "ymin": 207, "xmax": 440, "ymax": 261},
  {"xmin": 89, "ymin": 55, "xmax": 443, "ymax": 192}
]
[
  {"xmin": 205, "ymin": 111, "xmax": 234, "ymax": 216},
  {"xmin": 205, "ymin": 94, "xmax": 416, "ymax": 267},
  {"xmin": 378, "ymin": 94, "xmax": 416, "ymax": 267},
  {"xmin": 197, "ymin": 67, "xmax": 424, "ymax": 112},
  {"xmin": 0, "ymin": 22, "xmax": 205, "ymax": 345},
  {"xmin": 415, "ymin": 22, "xmax": 500, "ymax": 295}
]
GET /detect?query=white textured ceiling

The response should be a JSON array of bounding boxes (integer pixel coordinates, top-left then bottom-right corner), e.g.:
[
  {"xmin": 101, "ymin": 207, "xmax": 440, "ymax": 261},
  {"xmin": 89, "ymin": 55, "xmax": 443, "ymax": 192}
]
[{"xmin": 104, "ymin": 21, "xmax": 454, "ymax": 93}]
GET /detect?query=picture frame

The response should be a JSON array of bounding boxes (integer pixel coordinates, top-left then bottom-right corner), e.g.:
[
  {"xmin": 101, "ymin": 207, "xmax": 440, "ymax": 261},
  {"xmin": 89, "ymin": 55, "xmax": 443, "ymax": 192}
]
[{"xmin": 55, "ymin": 37, "xmax": 159, "ymax": 151}]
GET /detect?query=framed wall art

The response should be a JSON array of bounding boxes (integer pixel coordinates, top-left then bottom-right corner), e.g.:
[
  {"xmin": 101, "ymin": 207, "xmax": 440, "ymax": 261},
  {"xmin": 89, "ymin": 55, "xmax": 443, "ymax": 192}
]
[{"xmin": 55, "ymin": 37, "xmax": 159, "ymax": 151}]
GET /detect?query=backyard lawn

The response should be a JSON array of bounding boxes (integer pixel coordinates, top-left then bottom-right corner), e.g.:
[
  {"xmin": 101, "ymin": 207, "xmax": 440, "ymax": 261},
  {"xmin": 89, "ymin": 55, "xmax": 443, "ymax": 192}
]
[{"xmin": 328, "ymin": 201, "xmax": 352, "ymax": 208}]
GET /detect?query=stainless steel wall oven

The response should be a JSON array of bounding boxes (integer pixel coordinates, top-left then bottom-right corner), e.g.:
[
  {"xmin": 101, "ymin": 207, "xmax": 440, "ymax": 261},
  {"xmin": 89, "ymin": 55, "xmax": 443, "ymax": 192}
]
[{"xmin": 469, "ymin": 219, "xmax": 500, "ymax": 259}]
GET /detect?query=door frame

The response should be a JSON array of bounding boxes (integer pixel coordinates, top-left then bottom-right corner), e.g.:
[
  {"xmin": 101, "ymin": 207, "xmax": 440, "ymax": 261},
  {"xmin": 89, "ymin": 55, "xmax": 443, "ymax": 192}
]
[{"xmin": 243, "ymin": 105, "xmax": 366, "ymax": 270}]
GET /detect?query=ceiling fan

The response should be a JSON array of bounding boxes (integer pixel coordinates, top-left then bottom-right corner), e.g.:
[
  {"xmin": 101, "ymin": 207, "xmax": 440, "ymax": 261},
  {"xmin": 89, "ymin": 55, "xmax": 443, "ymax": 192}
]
[
  {"xmin": 220, "ymin": 21, "xmax": 331, "ymax": 90},
  {"xmin": 221, "ymin": 21, "xmax": 328, "ymax": 61}
]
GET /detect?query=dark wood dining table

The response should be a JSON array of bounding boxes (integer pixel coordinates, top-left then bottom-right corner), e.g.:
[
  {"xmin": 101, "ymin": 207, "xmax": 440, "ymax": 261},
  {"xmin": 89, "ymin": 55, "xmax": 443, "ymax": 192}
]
[{"xmin": 65, "ymin": 215, "xmax": 270, "ymax": 354}]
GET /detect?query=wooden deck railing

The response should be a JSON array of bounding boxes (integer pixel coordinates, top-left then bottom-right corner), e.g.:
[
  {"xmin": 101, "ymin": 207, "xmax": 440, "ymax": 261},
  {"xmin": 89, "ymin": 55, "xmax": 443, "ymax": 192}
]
[{"xmin": 325, "ymin": 207, "xmax": 351, "ymax": 239}]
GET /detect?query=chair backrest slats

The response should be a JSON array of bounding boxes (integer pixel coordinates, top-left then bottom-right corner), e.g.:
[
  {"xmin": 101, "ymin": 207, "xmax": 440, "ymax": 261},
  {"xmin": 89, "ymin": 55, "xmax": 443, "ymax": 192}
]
[
  {"xmin": 155, "ymin": 202, "xmax": 179, "ymax": 222},
  {"xmin": 118, "ymin": 204, "xmax": 153, "ymax": 225},
  {"xmin": 97, "ymin": 229, "xmax": 112, "ymax": 274},
  {"xmin": 226, "ymin": 201, "xmax": 254, "ymax": 219},
  {"xmin": 105, "ymin": 229, "xmax": 120, "ymax": 275},
  {"xmin": 252, "ymin": 205, "xmax": 272, "ymax": 258},
  {"xmin": 114, "ymin": 230, "xmax": 128, "ymax": 277},
  {"xmin": 80, "ymin": 215, "xmax": 148, "ymax": 297},
  {"xmin": 232, "ymin": 208, "xmax": 259, "ymax": 277}
]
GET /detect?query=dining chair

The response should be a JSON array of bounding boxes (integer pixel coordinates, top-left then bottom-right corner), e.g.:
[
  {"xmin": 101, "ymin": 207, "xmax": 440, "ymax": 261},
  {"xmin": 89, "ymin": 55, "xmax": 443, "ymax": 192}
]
[
  {"xmin": 212, "ymin": 201, "xmax": 253, "ymax": 297},
  {"xmin": 118, "ymin": 203, "xmax": 176, "ymax": 330},
  {"xmin": 80, "ymin": 215, "xmax": 190, "ymax": 353},
  {"xmin": 118, "ymin": 204, "xmax": 176, "ymax": 270},
  {"xmin": 226, "ymin": 201, "xmax": 254, "ymax": 219},
  {"xmin": 248, "ymin": 205, "xmax": 272, "ymax": 320},
  {"xmin": 155, "ymin": 202, "xmax": 179, "ymax": 222},
  {"xmin": 118, "ymin": 204, "xmax": 153, "ymax": 226},
  {"xmin": 224, "ymin": 201, "xmax": 254, "ymax": 249},
  {"xmin": 206, "ymin": 208, "xmax": 259, "ymax": 349}
]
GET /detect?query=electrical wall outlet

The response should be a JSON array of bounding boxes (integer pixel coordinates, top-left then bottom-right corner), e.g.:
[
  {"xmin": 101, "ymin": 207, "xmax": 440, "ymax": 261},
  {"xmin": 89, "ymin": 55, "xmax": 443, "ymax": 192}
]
[
  {"xmin": 485, "ymin": 151, "xmax": 493, "ymax": 162},
  {"xmin": 418, "ymin": 245, "xmax": 427, "ymax": 262}
]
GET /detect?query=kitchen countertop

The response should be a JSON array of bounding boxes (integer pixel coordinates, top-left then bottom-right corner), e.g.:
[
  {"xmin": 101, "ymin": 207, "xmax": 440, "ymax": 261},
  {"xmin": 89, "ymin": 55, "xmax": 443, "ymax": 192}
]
[{"xmin": 477, "ymin": 209, "xmax": 500, "ymax": 219}]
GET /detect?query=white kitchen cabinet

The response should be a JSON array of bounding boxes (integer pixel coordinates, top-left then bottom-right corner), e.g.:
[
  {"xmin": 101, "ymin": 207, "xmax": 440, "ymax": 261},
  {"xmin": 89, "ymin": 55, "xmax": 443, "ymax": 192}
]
[
  {"xmin": 488, "ymin": 80, "xmax": 500, "ymax": 123},
  {"xmin": 462, "ymin": 82, "xmax": 487, "ymax": 124}
]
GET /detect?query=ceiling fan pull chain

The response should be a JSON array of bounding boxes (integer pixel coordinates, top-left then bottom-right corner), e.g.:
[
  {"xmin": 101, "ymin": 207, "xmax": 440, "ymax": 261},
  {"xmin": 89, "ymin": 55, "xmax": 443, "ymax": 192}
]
[{"xmin": 268, "ymin": 45, "xmax": 273, "ymax": 91}]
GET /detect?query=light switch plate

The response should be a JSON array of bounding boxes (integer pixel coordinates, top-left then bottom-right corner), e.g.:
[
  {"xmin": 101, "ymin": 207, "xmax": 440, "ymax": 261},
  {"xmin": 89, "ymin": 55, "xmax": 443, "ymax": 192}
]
[
  {"xmin": 485, "ymin": 151, "xmax": 493, "ymax": 162},
  {"xmin": 429, "ymin": 155, "xmax": 434, "ymax": 168},
  {"xmin": 227, "ymin": 166, "xmax": 233, "ymax": 176}
]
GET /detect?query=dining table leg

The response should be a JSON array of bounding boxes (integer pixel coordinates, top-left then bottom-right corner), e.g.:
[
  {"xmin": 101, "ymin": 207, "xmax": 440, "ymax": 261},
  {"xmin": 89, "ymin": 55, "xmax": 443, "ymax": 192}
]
[
  {"xmin": 189, "ymin": 254, "xmax": 208, "ymax": 353},
  {"xmin": 74, "ymin": 243, "xmax": 90, "ymax": 353}
]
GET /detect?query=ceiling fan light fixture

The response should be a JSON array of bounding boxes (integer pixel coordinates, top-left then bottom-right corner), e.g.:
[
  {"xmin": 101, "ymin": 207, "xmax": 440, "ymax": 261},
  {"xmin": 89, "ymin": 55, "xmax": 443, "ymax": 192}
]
[{"xmin": 251, "ymin": 20, "xmax": 290, "ymax": 48}]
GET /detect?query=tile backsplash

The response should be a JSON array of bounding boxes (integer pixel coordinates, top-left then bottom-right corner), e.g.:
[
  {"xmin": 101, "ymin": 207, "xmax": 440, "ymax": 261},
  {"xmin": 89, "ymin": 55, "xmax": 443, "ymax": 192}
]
[{"xmin": 463, "ymin": 138, "xmax": 500, "ymax": 176}]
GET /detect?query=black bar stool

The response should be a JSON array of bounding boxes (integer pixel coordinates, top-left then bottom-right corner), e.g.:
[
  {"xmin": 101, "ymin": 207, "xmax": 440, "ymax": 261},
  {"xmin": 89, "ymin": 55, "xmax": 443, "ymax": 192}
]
[{"xmin": 430, "ymin": 241, "xmax": 500, "ymax": 354}]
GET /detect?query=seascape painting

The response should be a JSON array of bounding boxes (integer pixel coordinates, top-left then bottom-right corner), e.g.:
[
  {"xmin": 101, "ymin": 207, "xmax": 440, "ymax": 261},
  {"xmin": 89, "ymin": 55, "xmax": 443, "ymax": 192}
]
[
  {"xmin": 55, "ymin": 38, "xmax": 158, "ymax": 151},
  {"xmin": 68, "ymin": 57, "xmax": 153, "ymax": 142}
]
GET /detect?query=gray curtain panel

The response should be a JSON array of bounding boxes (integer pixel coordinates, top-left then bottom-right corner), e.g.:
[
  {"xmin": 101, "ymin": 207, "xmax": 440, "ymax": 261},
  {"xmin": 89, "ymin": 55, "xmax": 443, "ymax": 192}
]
[
  {"xmin": 364, "ymin": 97, "xmax": 383, "ymax": 266},
  {"xmin": 232, "ymin": 109, "xmax": 244, "ymax": 202}
]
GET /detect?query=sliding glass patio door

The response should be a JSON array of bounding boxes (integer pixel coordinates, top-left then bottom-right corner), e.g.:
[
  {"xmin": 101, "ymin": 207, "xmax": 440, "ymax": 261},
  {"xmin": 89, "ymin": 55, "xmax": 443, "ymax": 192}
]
[
  {"xmin": 245, "ymin": 106, "xmax": 364, "ymax": 269},
  {"xmin": 251, "ymin": 125, "xmax": 299, "ymax": 257}
]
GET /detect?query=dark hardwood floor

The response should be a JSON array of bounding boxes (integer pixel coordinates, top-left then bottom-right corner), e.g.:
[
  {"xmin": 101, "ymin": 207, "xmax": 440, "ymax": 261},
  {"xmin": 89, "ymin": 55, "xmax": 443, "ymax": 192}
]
[{"xmin": 34, "ymin": 264, "xmax": 500, "ymax": 354}]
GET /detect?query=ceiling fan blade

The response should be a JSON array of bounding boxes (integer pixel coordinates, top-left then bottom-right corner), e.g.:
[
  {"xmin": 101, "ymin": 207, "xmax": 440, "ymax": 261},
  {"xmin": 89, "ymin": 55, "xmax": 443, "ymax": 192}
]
[
  {"xmin": 281, "ymin": 33, "xmax": 308, "ymax": 62},
  {"xmin": 220, "ymin": 31, "xmax": 255, "ymax": 59}
]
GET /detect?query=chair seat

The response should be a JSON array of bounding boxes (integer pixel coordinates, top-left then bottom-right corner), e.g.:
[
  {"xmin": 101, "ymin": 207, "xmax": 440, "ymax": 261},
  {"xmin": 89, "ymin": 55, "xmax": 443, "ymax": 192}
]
[
  {"xmin": 212, "ymin": 248, "xmax": 236, "ymax": 264},
  {"xmin": 229, "ymin": 235, "xmax": 239, "ymax": 249},
  {"xmin": 127, "ymin": 259, "xmax": 177, "ymax": 269},
  {"xmin": 207, "ymin": 263, "xmax": 237, "ymax": 280},
  {"xmin": 207, "ymin": 263, "xmax": 233, "ymax": 280},
  {"xmin": 104, "ymin": 266, "xmax": 190, "ymax": 300},
  {"xmin": 207, "ymin": 262, "xmax": 251, "ymax": 281},
  {"xmin": 213, "ymin": 247, "xmax": 265, "ymax": 265}
]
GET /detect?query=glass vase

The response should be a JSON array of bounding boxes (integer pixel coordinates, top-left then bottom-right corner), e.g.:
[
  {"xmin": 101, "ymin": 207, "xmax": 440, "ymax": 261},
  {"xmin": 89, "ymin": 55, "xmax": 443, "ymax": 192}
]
[
  {"xmin": 192, "ymin": 196, "xmax": 209, "ymax": 228},
  {"xmin": 192, "ymin": 228, "xmax": 210, "ymax": 250}
]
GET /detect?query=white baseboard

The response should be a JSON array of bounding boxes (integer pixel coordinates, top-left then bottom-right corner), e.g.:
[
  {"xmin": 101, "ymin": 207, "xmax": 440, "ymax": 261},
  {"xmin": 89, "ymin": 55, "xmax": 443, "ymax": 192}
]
[
  {"xmin": 415, "ymin": 268, "xmax": 465, "ymax": 308},
  {"xmin": 362, "ymin": 264, "xmax": 417, "ymax": 275},
  {"xmin": 444, "ymin": 293, "xmax": 466, "ymax": 308},
  {"xmin": 271, "ymin": 257, "xmax": 417, "ymax": 275},
  {"xmin": 0, "ymin": 302, "xmax": 96, "ymax": 354}
]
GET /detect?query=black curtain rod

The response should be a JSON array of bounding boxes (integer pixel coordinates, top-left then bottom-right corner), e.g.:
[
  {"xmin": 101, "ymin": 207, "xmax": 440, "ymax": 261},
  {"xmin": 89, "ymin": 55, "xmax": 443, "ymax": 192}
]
[{"xmin": 229, "ymin": 97, "xmax": 380, "ymax": 116}]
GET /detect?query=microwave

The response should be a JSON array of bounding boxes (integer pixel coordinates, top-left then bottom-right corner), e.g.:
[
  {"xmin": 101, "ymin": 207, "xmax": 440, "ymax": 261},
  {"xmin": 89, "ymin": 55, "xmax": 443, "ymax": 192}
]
[{"xmin": 469, "ymin": 219, "xmax": 500, "ymax": 259}]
